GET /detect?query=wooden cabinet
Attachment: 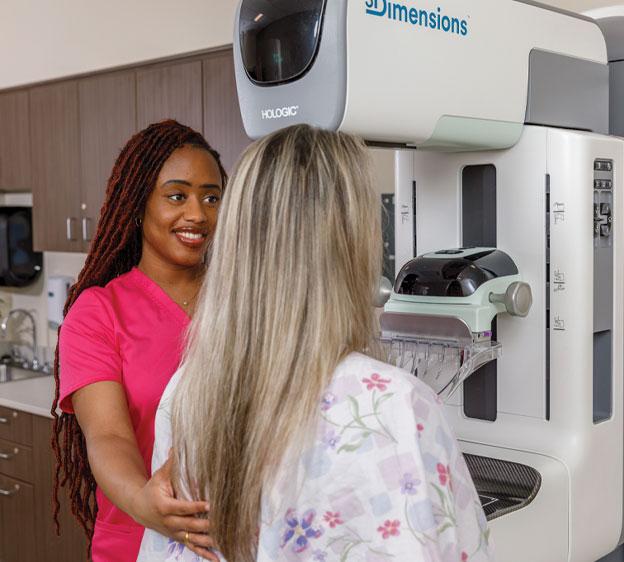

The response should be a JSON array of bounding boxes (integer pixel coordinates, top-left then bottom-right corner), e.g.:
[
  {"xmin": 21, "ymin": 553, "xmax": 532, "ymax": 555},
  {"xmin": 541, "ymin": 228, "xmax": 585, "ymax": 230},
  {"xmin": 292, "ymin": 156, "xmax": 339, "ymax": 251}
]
[
  {"xmin": 0, "ymin": 474, "xmax": 36, "ymax": 562},
  {"xmin": 79, "ymin": 71, "xmax": 138, "ymax": 249},
  {"xmin": 31, "ymin": 73, "xmax": 138, "ymax": 253},
  {"xmin": 33, "ymin": 415, "xmax": 89, "ymax": 561},
  {"xmin": 30, "ymin": 81, "xmax": 83, "ymax": 253},
  {"xmin": 137, "ymin": 60, "xmax": 203, "ymax": 132},
  {"xmin": 136, "ymin": 50, "xmax": 250, "ymax": 175},
  {"xmin": 203, "ymin": 49, "xmax": 251, "ymax": 175},
  {"xmin": 0, "ymin": 406, "xmax": 35, "ymax": 562},
  {"xmin": 0, "ymin": 90, "xmax": 31, "ymax": 192},
  {"xmin": 27, "ymin": 46, "xmax": 248, "ymax": 253},
  {"xmin": 0, "ymin": 406, "xmax": 88, "ymax": 562}
]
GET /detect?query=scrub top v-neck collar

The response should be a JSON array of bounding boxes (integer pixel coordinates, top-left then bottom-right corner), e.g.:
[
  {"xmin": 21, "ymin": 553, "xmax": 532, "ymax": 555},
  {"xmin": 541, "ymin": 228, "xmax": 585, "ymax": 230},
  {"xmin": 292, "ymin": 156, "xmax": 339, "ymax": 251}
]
[{"xmin": 129, "ymin": 267, "xmax": 192, "ymax": 325}]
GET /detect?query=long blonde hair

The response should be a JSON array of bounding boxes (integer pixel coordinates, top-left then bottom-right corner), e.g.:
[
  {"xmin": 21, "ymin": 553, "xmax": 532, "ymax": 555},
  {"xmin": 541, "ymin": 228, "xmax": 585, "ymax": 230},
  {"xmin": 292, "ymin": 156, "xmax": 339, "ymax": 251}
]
[{"xmin": 171, "ymin": 124, "xmax": 383, "ymax": 561}]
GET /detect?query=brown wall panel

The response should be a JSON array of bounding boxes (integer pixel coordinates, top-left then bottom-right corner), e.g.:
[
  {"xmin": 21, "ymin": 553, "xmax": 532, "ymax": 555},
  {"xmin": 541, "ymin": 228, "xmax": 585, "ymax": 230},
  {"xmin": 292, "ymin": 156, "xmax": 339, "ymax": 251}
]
[
  {"xmin": 137, "ymin": 60, "xmax": 203, "ymax": 132},
  {"xmin": 203, "ymin": 49, "xmax": 251, "ymax": 175}
]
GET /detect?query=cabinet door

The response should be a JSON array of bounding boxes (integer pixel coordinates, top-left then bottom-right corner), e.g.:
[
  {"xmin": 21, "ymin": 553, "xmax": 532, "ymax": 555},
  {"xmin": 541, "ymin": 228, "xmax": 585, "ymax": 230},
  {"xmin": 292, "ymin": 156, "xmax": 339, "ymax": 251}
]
[
  {"xmin": 203, "ymin": 49, "xmax": 251, "ymax": 175},
  {"xmin": 30, "ymin": 82, "xmax": 82, "ymax": 253},
  {"xmin": 137, "ymin": 60, "xmax": 203, "ymax": 132},
  {"xmin": 79, "ymin": 71, "xmax": 137, "ymax": 251},
  {"xmin": 33, "ymin": 416, "xmax": 88, "ymax": 562},
  {"xmin": 0, "ymin": 473, "xmax": 36, "ymax": 562},
  {"xmin": 0, "ymin": 90, "xmax": 31, "ymax": 192}
]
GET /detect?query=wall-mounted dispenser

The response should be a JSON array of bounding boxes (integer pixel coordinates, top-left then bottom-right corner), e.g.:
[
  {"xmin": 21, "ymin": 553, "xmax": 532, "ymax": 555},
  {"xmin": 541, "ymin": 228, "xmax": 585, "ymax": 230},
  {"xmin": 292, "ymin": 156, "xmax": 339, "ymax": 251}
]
[{"xmin": 47, "ymin": 275, "xmax": 74, "ymax": 330}]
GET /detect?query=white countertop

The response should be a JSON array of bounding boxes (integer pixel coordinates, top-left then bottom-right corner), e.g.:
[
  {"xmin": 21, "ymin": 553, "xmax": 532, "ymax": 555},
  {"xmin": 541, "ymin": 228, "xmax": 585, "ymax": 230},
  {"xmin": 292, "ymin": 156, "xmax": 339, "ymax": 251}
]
[{"xmin": 0, "ymin": 375, "xmax": 56, "ymax": 418}]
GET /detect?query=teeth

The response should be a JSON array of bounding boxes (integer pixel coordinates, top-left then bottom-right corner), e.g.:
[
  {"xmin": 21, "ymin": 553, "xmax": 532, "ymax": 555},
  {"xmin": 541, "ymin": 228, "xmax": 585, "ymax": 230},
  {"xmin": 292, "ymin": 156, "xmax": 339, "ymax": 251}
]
[{"xmin": 176, "ymin": 232, "xmax": 203, "ymax": 240}]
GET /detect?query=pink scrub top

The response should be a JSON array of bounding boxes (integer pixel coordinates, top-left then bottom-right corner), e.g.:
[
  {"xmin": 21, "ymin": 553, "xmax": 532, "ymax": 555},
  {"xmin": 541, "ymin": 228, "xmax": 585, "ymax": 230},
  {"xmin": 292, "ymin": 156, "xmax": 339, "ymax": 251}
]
[{"xmin": 58, "ymin": 267, "xmax": 190, "ymax": 562}]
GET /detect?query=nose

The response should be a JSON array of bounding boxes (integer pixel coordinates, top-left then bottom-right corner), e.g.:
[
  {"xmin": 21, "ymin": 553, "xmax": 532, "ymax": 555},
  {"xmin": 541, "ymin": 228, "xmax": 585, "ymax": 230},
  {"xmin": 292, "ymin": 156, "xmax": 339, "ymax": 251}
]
[{"xmin": 183, "ymin": 195, "xmax": 208, "ymax": 224}]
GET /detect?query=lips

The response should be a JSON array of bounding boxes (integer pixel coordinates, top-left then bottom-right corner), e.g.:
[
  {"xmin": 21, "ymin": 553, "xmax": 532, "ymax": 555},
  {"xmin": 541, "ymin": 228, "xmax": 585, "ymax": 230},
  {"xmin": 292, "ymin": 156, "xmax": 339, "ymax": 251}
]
[{"xmin": 173, "ymin": 228, "xmax": 208, "ymax": 249}]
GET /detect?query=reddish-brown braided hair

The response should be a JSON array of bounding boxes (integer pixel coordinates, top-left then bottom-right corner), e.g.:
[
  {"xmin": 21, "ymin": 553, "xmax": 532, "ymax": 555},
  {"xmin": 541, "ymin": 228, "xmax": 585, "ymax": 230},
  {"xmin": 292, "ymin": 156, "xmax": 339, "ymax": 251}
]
[{"xmin": 50, "ymin": 119, "xmax": 227, "ymax": 553}]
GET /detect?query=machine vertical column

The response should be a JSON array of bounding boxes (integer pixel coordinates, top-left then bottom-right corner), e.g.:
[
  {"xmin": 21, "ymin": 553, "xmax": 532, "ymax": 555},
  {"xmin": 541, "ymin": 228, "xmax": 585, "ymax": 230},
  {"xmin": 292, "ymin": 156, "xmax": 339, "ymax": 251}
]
[{"xmin": 393, "ymin": 150, "xmax": 417, "ymax": 277}]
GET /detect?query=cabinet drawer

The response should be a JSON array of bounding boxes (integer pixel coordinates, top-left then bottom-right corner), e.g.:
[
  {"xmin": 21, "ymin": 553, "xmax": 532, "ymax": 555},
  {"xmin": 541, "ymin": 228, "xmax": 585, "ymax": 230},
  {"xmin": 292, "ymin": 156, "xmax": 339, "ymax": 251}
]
[
  {"xmin": 0, "ymin": 438, "xmax": 33, "ymax": 482},
  {"xmin": 0, "ymin": 473, "xmax": 36, "ymax": 562},
  {"xmin": 0, "ymin": 407, "xmax": 33, "ymax": 445}
]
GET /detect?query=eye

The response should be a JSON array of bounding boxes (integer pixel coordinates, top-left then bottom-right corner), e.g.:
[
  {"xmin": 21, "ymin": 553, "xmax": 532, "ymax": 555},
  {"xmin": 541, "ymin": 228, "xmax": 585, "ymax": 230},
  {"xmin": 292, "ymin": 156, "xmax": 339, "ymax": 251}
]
[
  {"xmin": 168, "ymin": 193, "xmax": 185, "ymax": 202},
  {"xmin": 203, "ymin": 194, "xmax": 221, "ymax": 205}
]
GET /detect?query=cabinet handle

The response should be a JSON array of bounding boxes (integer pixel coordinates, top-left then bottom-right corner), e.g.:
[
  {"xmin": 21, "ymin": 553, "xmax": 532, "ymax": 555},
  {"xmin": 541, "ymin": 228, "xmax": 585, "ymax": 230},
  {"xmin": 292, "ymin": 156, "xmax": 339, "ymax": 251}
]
[
  {"xmin": 82, "ymin": 217, "xmax": 93, "ymax": 242},
  {"xmin": 66, "ymin": 217, "xmax": 77, "ymax": 241},
  {"xmin": 0, "ymin": 484, "xmax": 19, "ymax": 496},
  {"xmin": 0, "ymin": 447, "xmax": 18, "ymax": 459}
]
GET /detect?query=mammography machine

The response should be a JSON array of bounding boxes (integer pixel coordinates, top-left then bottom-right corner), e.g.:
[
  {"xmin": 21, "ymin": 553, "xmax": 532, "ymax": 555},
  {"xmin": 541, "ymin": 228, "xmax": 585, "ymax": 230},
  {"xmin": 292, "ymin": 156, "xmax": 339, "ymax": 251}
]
[{"xmin": 233, "ymin": 1, "xmax": 624, "ymax": 560}]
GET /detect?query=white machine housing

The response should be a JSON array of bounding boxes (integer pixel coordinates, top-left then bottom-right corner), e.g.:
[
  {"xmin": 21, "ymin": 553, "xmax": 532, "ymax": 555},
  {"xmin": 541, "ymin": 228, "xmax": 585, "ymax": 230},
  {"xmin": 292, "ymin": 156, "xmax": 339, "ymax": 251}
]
[
  {"xmin": 394, "ymin": 126, "xmax": 624, "ymax": 562},
  {"xmin": 234, "ymin": 0, "xmax": 608, "ymax": 148}
]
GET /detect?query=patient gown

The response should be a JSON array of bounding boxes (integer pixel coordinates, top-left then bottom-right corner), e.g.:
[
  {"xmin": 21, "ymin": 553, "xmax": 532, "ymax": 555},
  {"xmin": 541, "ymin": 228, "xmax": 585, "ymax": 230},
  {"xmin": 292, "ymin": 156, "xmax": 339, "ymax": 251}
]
[{"xmin": 137, "ymin": 352, "xmax": 496, "ymax": 561}]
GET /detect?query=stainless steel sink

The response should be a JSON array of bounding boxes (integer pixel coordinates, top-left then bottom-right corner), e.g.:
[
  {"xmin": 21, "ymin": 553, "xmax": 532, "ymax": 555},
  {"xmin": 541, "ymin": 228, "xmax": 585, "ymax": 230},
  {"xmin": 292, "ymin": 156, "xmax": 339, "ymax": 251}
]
[{"xmin": 0, "ymin": 363, "xmax": 51, "ymax": 383}]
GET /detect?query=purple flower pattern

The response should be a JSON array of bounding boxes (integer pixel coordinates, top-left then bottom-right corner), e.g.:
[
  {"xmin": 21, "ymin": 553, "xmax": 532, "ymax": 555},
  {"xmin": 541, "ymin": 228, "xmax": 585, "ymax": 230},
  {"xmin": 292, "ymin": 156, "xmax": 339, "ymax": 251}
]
[
  {"xmin": 322, "ymin": 429, "xmax": 341, "ymax": 450},
  {"xmin": 280, "ymin": 508, "xmax": 324, "ymax": 553},
  {"xmin": 399, "ymin": 473, "xmax": 421, "ymax": 495},
  {"xmin": 166, "ymin": 539, "xmax": 185, "ymax": 561},
  {"xmin": 321, "ymin": 392, "xmax": 337, "ymax": 411}
]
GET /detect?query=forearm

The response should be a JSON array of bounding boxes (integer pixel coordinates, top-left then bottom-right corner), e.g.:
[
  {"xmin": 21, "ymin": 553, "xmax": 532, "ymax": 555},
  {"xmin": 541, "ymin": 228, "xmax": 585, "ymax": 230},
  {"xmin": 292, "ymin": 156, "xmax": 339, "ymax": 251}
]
[
  {"xmin": 85, "ymin": 432, "xmax": 150, "ymax": 524},
  {"xmin": 72, "ymin": 381, "xmax": 216, "ymax": 559}
]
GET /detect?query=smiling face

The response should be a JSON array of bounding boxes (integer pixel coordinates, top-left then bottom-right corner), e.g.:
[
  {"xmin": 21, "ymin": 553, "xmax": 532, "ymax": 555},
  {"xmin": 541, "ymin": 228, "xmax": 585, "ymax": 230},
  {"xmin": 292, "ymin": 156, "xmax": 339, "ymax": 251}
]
[{"xmin": 139, "ymin": 144, "xmax": 223, "ymax": 271}]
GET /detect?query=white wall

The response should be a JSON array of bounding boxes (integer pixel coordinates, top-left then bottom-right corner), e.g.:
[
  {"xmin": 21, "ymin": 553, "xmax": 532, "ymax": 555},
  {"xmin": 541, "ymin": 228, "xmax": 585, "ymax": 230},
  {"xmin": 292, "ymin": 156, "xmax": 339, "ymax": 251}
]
[{"xmin": 0, "ymin": 0, "xmax": 240, "ymax": 89}]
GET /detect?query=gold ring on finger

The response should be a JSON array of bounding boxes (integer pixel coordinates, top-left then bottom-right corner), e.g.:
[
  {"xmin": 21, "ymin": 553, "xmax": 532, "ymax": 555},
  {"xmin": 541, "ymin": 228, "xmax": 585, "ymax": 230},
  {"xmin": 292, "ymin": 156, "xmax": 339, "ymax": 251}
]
[{"xmin": 183, "ymin": 531, "xmax": 190, "ymax": 545}]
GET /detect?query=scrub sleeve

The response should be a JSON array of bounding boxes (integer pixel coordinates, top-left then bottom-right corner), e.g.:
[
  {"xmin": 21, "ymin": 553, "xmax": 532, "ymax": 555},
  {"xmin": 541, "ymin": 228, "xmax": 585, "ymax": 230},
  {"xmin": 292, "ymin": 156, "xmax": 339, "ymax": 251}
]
[{"xmin": 59, "ymin": 267, "xmax": 190, "ymax": 562}]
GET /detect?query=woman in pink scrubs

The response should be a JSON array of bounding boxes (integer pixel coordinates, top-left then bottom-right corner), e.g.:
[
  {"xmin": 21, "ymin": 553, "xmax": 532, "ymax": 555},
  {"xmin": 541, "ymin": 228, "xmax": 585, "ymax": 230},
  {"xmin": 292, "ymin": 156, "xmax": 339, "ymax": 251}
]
[{"xmin": 51, "ymin": 120, "xmax": 225, "ymax": 561}]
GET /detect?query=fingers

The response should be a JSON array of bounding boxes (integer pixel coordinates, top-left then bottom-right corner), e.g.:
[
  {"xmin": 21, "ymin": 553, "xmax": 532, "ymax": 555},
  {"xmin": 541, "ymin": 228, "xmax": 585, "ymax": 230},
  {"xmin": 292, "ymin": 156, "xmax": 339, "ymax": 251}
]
[
  {"xmin": 181, "ymin": 530, "xmax": 214, "ymax": 549},
  {"xmin": 180, "ymin": 531, "xmax": 219, "ymax": 562},
  {"xmin": 187, "ymin": 544, "xmax": 219, "ymax": 562},
  {"xmin": 187, "ymin": 545, "xmax": 219, "ymax": 562},
  {"xmin": 166, "ymin": 514, "xmax": 211, "ymax": 534},
  {"xmin": 160, "ymin": 497, "xmax": 211, "ymax": 517}
]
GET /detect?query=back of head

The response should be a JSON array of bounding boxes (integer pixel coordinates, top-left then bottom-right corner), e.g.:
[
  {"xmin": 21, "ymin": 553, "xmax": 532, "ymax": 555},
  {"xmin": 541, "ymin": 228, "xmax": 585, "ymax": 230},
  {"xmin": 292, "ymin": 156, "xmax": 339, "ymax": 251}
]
[{"xmin": 173, "ymin": 124, "xmax": 383, "ymax": 561}]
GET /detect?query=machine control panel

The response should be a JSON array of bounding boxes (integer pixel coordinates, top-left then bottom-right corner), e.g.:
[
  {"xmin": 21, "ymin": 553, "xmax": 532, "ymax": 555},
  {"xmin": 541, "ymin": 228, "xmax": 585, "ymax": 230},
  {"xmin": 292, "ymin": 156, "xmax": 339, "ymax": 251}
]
[{"xmin": 594, "ymin": 159, "xmax": 613, "ymax": 241}]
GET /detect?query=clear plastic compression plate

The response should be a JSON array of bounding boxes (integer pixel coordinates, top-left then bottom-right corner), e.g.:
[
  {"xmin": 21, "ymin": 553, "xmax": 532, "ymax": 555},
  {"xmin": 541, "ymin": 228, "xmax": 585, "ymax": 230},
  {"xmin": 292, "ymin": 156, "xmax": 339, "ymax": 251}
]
[{"xmin": 381, "ymin": 336, "xmax": 502, "ymax": 401}]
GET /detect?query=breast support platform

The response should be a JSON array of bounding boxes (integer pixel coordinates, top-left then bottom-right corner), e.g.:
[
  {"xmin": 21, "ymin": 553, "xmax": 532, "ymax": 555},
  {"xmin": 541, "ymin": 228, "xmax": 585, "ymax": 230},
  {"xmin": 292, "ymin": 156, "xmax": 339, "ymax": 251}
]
[{"xmin": 234, "ymin": 1, "xmax": 624, "ymax": 560}]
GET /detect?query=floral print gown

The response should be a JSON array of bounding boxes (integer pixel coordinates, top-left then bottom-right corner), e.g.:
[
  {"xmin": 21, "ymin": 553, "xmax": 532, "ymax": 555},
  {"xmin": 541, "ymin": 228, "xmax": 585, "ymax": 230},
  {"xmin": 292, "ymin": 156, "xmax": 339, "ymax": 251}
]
[{"xmin": 137, "ymin": 352, "xmax": 495, "ymax": 561}]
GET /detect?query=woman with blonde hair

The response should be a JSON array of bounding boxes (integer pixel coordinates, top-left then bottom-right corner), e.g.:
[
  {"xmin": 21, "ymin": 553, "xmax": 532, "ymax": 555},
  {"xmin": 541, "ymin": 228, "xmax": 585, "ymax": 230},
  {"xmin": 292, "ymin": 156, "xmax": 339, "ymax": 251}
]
[{"xmin": 138, "ymin": 124, "xmax": 495, "ymax": 561}]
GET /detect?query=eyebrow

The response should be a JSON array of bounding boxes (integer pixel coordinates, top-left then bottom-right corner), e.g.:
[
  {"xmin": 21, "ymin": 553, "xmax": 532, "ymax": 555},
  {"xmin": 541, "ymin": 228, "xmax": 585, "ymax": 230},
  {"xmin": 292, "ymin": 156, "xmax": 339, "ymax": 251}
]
[{"xmin": 161, "ymin": 179, "xmax": 222, "ymax": 190}]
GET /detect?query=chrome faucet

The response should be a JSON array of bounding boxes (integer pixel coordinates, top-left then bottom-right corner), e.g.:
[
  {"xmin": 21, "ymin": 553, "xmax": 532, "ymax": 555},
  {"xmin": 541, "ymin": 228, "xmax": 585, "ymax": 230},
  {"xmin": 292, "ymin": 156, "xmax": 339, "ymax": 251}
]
[{"xmin": 0, "ymin": 309, "xmax": 39, "ymax": 370}]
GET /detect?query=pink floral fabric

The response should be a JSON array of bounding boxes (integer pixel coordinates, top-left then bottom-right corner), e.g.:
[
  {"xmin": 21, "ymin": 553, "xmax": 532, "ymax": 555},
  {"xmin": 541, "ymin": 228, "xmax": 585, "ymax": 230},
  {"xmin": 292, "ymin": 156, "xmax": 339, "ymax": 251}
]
[{"xmin": 138, "ymin": 352, "xmax": 495, "ymax": 561}]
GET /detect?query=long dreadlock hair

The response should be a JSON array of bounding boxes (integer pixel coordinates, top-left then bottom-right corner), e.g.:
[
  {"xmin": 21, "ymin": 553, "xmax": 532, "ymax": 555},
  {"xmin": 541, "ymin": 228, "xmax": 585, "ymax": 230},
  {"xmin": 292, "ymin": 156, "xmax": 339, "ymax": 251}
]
[{"xmin": 50, "ymin": 119, "xmax": 227, "ymax": 551}]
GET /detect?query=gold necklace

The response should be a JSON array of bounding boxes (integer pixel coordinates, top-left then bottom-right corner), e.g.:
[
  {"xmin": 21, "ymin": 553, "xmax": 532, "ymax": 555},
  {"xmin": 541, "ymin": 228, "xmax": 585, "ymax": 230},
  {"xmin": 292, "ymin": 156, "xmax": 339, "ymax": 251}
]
[{"xmin": 174, "ymin": 288, "xmax": 200, "ymax": 307}]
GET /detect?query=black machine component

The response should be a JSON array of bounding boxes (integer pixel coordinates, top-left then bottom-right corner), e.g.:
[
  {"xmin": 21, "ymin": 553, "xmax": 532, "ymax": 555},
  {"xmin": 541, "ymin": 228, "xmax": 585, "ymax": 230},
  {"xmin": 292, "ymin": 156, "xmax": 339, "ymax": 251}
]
[
  {"xmin": 394, "ymin": 248, "xmax": 518, "ymax": 298},
  {"xmin": 461, "ymin": 165, "xmax": 498, "ymax": 422},
  {"xmin": 239, "ymin": 0, "xmax": 326, "ymax": 85},
  {"xmin": 0, "ymin": 207, "xmax": 42, "ymax": 287},
  {"xmin": 465, "ymin": 453, "xmax": 542, "ymax": 521}
]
